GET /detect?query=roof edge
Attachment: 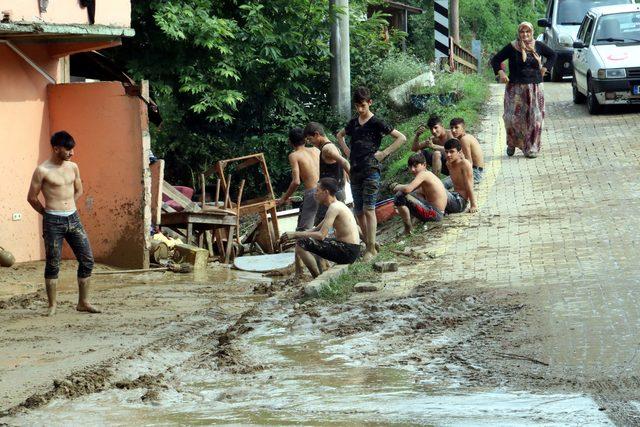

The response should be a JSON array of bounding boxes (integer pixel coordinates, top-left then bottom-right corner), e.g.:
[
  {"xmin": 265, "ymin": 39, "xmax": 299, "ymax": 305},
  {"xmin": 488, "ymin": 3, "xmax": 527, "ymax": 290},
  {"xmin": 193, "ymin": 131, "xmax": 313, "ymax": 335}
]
[{"xmin": 0, "ymin": 22, "xmax": 135, "ymax": 38}]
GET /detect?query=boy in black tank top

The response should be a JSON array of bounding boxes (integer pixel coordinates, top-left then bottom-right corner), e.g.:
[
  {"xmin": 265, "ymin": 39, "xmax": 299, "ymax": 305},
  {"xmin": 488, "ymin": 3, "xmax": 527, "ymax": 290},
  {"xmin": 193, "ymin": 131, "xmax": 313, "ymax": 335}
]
[{"xmin": 303, "ymin": 122, "xmax": 350, "ymax": 225}]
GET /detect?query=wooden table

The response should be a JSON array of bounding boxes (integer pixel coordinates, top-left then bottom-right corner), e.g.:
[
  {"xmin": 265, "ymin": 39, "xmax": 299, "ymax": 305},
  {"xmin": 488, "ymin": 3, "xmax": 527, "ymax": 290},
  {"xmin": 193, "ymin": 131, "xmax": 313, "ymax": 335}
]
[{"xmin": 160, "ymin": 211, "xmax": 237, "ymax": 261}]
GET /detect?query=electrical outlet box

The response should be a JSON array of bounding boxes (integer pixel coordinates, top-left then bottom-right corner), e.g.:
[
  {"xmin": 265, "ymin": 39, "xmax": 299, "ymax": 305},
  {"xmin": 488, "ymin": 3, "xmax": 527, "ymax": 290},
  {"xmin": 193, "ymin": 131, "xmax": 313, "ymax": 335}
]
[{"xmin": 12, "ymin": 212, "xmax": 22, "ymax": 221}]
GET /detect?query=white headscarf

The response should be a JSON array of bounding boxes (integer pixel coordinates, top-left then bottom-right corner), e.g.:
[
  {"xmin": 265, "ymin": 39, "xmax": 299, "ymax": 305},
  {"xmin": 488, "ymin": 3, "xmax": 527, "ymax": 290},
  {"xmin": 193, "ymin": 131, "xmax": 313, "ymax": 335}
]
[{"xmin": 513, "ymin": 21, "xmax": 542, "ymax": 68}]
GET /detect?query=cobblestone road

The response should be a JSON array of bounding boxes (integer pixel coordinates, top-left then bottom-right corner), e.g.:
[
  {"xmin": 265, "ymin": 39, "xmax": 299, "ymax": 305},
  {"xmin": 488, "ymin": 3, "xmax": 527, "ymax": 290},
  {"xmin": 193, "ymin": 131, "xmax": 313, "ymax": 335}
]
[{"xmin": 395, "ymin": 82, "xmax": 640, "ymax": 423}]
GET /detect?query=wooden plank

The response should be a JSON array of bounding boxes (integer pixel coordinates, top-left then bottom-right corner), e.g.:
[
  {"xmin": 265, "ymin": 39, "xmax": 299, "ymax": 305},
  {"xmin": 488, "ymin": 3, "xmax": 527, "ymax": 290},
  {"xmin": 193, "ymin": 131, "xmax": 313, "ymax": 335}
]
[
  {"xmin": 201, "ymin": 207, "xmax": 237, "ymax": 215},
  {"xmin": 259, "ymin": 154, "xmax": 275, "ymax": 199},
  {"xmin": 205, "ymin": 231, "xmax": 214, "ymax": 256},
  {"xmin": 453, "ymin": 54, "xmax": 477, "ymax": 72},
  {"xmin": 241, "ymin": 195, "xmax": 271, "ymax": 206},
  {"xmin": 258, "ymin": 211, "xmax": 274, "ymax": 253},
  {"xmin": 162, "ymin": 180, "xmax": 201, "ymax": 212},
  {"xmin": 160, "ymin": 212, "xmax": 237, "ymax": 226},
  {"xmin": 224, "ymin": 174, "xmax": 232, "ymax": 209},
  {"xmin": 186, "ymin": 223, "xmax": 194, "ymax": 245},
  {"xmin": 214, "ymin": 228, "xmax": 226, "ymax": 262},
  {"xmin": 225, "ymin": 226, "xmax": 235, "ymax": 264},
  {"xmin": 200, "ymin": 173, "xmax": 206, "ymax": 207},
  {"xmin": 236, "ymin": 179, "xmax": 245, "ymax": 245},
  {"xmin": 235, "ymin": 157, "xmax": 261, "ymax": 171},
  {"xmin": 219, "ymin": 152, "xmax": 265, "ymax": 165},
  {"xmin": 269, "ymin": 206, "xmax": 280, "ymax": 250},
  {"xmin": 150, "ymin": 160, "xmax": 165, "ymax": 225}
]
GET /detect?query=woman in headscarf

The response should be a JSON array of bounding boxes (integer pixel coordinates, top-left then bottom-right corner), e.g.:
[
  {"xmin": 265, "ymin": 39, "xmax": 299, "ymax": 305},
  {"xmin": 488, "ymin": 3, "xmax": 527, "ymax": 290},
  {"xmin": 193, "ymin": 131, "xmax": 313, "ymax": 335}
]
[{"xmin": 491, "ymin": 22, "xmax": 557, "ymax": 158}]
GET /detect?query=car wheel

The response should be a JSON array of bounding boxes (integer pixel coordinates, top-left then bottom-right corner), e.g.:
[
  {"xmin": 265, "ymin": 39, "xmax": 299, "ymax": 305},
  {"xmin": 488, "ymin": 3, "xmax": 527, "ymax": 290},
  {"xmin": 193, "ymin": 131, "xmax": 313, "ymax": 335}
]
[
  {"xmin": 551, "ymin": 65, "xmax": 563, "ymax": 82},
  {"xmin": 572, "ymin": 75, "xmax": 586, "ymax": 104},
  {"xmin": 587, "ymin": 76, "xmax": 602, "ymax": 115}
]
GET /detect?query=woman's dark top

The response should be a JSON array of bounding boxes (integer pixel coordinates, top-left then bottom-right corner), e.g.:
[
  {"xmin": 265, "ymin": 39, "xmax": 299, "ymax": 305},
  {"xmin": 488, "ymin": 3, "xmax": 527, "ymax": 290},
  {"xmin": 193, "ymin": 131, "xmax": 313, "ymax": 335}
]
[
  {"xmin": 319, "ymin": 142, "xmax": 344, "ymax": 187},
  {"xmin": 491, "ymin": 41, "xmax": 557, "ymax": 84}
]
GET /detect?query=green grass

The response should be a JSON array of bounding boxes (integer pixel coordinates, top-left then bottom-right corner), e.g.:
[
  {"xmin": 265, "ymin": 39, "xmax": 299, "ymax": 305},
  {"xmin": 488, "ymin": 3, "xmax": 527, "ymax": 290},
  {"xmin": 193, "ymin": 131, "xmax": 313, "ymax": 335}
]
[{"xmin": 316, "ymin": 262, "xmax": 377, "ymax": 301}]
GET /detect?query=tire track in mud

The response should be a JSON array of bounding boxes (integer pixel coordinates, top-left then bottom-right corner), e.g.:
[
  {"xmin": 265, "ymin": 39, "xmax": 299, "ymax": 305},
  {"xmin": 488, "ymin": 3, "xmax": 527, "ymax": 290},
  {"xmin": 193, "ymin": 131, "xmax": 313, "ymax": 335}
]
[
  {"xmin": 589, "ymin": 377, "xmax": 640, "ymax": 426},
  {"xmin": 0, "ymin": 302, "xmax": 260, "ymax": 420}
]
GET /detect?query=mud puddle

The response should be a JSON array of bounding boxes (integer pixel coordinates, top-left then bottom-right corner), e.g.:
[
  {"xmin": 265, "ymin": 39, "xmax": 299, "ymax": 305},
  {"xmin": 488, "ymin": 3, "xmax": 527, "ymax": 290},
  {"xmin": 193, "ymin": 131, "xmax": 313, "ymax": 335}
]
[{"xmin": 4, "ymin": 281, "xmax": 611, "ymax": 425}]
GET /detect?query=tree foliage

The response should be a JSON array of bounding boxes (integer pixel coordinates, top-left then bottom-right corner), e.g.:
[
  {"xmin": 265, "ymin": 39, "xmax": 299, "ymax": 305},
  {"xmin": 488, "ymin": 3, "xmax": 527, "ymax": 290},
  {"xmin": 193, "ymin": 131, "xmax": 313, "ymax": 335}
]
[
  {"xmin": 115, "ymin": 0, "xmax": 396, "ymax": 190},
  {"xmin": 404, "ymin": 0, "xmax": 546, "ymax": 62}
]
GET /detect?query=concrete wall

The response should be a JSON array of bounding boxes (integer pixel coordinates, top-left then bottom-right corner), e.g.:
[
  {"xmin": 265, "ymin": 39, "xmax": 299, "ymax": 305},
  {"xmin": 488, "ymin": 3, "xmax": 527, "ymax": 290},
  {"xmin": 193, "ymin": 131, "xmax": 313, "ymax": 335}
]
[
  {"xmin": 48, "ymin": 82, "xmax": 150, "ymax": 269},
  {"xmin": 0, "ymin": 0, "xmax": 131, "ymax": 27},
  {"xmin": 0, "ymin": 44, "xmax": 59, "ymax": 262}
]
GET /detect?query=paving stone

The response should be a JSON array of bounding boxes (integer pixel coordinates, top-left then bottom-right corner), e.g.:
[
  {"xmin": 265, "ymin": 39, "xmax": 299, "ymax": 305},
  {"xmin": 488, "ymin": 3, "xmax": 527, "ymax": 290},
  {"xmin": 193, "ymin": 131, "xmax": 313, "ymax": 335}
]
[
  {"xmin": 354, "ymin": 282, "xmax": 382, "ymax": 293},
  {"xmin": 373, "ymin": 261, "xmax": 398, "ymax": 273}
]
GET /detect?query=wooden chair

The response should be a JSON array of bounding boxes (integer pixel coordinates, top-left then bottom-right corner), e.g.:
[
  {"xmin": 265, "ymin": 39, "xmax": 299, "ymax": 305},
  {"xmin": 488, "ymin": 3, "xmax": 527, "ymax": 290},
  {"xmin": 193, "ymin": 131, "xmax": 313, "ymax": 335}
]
[
  {"xmin": 202, "ymin": 153, "xmax": 280, "ymax": 254},
  {"xmin": 150, "ymin": 160, "xmax": 242, "ymax": 263}
]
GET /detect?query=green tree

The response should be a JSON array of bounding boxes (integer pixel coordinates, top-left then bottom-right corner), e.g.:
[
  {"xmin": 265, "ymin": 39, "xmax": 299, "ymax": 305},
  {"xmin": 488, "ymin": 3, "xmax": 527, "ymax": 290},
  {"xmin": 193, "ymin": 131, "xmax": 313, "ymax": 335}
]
[{"xmin": 114, "ymin": 0, "xmax": 393, "ymax": 192}]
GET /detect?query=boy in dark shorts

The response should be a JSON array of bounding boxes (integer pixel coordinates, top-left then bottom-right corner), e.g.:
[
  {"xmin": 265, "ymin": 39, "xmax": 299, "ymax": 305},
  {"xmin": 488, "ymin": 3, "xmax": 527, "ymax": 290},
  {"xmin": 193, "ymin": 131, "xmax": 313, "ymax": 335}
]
[
  {"xmin": 281, "ymin": 178, "xmax": 361, "ymax": 278},
  {"xmin": 393, "ymin": 153, "xmax": 448, "ymax": 234},
  {"xmin": 444, "ymin": 117, "xmax": 485, "ymax": 189},
  {"xmin": 336, "ymin": 87, "xmax": 406, "ymax": 261},
  {"xmin": 444, "ymin": 138, "xmax": 478, "ymax": 214},
  {"xmin": 412, "ymin": 115, "xmax": 453, "ymax": 178}
]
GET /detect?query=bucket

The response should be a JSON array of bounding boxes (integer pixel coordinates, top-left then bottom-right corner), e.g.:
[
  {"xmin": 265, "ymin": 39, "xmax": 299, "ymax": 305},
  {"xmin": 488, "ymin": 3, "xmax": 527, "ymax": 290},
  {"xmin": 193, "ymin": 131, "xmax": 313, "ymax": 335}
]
[{"xmin": 375, "ymin": 198, "xmax": 396, "ymax": 223}]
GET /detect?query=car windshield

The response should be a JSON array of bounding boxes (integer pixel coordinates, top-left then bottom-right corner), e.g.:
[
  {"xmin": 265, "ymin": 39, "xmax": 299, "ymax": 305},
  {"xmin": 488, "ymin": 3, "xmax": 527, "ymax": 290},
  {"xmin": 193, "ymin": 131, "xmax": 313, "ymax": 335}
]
[
  {"xmin": 557, "ymin": 0, "xmax": 632, "ymax": 25},
  {"xmin": 594, "ymin": 11, "xmax": 640, "ymax": 44}
]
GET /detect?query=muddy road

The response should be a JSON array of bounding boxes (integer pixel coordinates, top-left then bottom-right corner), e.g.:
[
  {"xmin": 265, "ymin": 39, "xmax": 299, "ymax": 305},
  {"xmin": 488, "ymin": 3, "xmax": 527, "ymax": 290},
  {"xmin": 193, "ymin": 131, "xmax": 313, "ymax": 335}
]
[{"xmin": 0, "ymin": 259, "xmax": 613, "ymax": 425}]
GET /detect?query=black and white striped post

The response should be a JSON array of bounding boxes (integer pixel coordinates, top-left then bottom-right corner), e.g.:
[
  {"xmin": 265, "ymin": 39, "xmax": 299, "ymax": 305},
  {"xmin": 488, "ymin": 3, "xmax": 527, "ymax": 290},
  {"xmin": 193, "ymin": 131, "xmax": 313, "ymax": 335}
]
[{"xmin": 434, "ymin": 0, "xmax": 449, "ymax": 61}]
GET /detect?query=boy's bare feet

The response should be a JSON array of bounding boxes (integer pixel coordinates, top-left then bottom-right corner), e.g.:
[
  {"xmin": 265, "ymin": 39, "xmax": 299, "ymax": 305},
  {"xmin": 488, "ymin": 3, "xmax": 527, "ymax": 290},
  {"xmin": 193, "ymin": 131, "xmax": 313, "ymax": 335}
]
[
  {"xmin": 403, "ymin": 224, "xmax": 413, "ymax": 235},
  {"xmin": 46, "ymin": 305, "xmax": 57, "ymax": 317},
  {"xmin": 362, "ymin": 248, "xmax": 378, "ymax": 262},
  {"xmin": 76, "ymin": 303, "xmax": 101, "ymax": 314}
]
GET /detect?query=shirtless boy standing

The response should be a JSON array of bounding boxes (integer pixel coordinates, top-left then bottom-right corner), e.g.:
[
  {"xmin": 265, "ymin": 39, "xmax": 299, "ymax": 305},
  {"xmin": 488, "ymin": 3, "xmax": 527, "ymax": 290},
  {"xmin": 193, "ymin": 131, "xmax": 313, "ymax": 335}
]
[
  {"xmin": 444, "ymin": 138, "xmax": 478, "ymax": 214},
  {"xmin": 412, "ymin": 115, "xmax": 453, "ymax": 178},
  {"xmin": 393, "ymin": 153, "xmax": 448, "ymax": 234},
  {"xmin": 281, "ymin": 178, "xmax": 361, "ymax": 278},
  {"xmin": 276, "ymin": 127, "xmax": 321, "ymax": 231},
  {"xmin": 302, "ymin": 122, "xmax": 350, "ymax": 225},
  {"xmin": 27, "ymin": 131, "xmax": 99, "ymax": 316},
  {"xmin": 446, "ymin": 117, "xmax": 485, "ymax": 189}
]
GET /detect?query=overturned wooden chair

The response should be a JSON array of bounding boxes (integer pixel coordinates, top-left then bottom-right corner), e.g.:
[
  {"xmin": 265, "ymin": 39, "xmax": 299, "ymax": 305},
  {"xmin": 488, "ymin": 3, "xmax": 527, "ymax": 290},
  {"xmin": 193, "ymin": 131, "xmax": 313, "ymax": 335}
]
[
  {"xmin": 150, "ymin": 160, "xmax": 244, "ymax": 263},
  {"xmin": 202, "ymin": 153, "xmax": 281, "ymax": 254}
]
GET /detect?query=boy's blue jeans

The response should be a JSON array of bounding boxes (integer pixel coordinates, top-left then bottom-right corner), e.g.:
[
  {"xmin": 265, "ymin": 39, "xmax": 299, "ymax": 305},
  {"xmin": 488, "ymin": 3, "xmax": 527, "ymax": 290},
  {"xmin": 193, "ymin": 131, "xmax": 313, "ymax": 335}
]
[{"xmin": 43, "ymin": 212, "xmax": 94, "ymax": 279}]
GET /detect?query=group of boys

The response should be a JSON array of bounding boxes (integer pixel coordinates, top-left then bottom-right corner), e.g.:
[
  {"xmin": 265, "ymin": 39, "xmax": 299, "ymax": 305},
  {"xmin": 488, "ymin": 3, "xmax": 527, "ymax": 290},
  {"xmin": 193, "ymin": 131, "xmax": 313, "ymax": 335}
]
[
  {"xmin": 280, "ymin": 87, "xmax": 486, "ymax": 278},
  {"xmin": 395, "ymin": 115, "xmax": 485, "ymax": 234},
  {"xmin": 25, "ymin": 87, "xmax": 487, "ymax": 315}
]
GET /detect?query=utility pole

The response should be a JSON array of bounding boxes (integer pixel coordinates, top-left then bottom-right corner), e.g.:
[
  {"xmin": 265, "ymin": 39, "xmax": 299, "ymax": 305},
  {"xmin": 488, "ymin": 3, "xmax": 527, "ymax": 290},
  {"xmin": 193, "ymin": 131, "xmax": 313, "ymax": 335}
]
[
  {"xmin": 330, "ymin": 0, "xmax": 351, "ymax": 121},
  {"xmin": 450, "ymin": 0, "xmax": 460, "ymax": 43}
]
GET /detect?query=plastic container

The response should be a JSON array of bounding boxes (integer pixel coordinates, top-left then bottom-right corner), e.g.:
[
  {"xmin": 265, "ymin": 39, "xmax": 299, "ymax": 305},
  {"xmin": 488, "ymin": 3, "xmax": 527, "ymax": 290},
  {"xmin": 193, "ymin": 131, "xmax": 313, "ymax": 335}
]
[{"xmin": 375, "ymin": 198, "xmax": 396, "ymax": 223}]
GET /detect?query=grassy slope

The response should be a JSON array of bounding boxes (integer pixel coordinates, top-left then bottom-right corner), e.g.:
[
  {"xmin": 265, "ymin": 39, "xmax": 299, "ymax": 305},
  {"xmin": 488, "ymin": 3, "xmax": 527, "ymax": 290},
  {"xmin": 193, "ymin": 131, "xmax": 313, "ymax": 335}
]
[{"xmin": 317, "ymin": 72, "xmax": 491, "ymax": 302}]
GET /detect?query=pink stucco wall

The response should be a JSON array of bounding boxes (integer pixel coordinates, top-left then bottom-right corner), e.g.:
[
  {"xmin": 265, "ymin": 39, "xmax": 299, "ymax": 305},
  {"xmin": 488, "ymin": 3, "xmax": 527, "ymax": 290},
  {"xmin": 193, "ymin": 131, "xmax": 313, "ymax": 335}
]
[
  {"xmin": 0, "ymin": 44, "xmax": 59, "ymax": 263},
  {"xmin": 48, "ymin": 82, "xmax": 150, "ymax": 269},
  {"xmin": 0, "ymin": 0, "xmax": 131, "ymax": 27}
]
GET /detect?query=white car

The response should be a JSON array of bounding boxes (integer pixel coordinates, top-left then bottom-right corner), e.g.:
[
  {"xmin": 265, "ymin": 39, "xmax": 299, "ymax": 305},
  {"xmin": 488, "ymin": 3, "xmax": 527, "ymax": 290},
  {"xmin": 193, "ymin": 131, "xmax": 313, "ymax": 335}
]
[
  {"xmin": 538, "ymin": 0, "xmax": 634, "ymax": 82},
  {"xmin": 572, "ymin": 4, "xmax": 640, "ymax": 113}
]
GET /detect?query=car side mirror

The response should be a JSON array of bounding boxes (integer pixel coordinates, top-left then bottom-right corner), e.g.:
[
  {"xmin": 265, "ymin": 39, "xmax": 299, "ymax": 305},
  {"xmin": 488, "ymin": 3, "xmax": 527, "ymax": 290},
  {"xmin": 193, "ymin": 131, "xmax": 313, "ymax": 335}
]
[
  {"xmin": 538, "ymin": 18, "xmax": 550, "ymax": 28},
  {"xmin": 573, "ymin": 40, "xmax": 585, "ymax": 49}
]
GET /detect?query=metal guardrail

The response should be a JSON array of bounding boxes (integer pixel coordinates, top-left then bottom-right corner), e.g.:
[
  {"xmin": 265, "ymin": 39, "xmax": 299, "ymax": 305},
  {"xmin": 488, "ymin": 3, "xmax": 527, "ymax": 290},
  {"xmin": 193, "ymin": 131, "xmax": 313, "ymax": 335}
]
[{"xmin": 448, "ymin": 37, "xmax": 477, "ymax": 74}]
